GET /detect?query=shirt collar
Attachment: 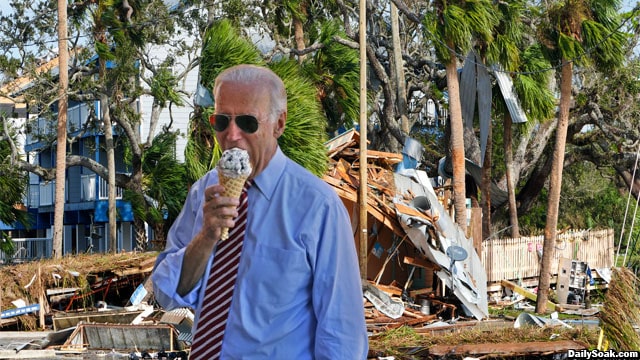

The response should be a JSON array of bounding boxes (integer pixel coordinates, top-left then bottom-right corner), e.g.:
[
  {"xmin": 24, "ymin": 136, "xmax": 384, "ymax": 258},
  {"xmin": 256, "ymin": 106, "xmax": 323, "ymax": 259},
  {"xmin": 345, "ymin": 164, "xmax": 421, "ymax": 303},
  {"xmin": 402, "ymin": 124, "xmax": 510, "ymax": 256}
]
[{"xmin": 253, "ymin": 147, "xmax": 285, "ymax": 201}]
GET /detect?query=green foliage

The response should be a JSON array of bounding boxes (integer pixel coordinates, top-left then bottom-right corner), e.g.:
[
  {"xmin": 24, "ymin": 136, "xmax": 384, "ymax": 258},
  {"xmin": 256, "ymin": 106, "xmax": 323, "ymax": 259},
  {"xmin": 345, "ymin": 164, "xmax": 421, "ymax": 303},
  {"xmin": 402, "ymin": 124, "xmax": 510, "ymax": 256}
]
[
  {"xmin": 303, "ymin": 20, "xmax": 360, "ymax": 132},
  {"xmin": 582, "ymin": 20, "xmax": 626, "ymax": 69},
  {"xmin": 271, "ymin": 59, "xmax": 329, "ymax": 177},
  {"xmin": 124, "ymin": 130, "xmax": 187, "ymax": 229},
  {"xmin": 560, "ymin": 163, "xmax": 626, "ymax": 231},
  {"xmin": 538, "ymin": 0, "xmax": 626, "ymax": 69},
  {"xmin": 221, "ymin": 0, "xmax": 250, "ymax": 26},
  {"xmin": 198, "ymin": 20, "xmax": 263, "ymax": 93},
  {"xmin": 424, "ymin": 0, "xmax": 499, "ymax": 63},
  {"xmin": 513, "ymin": 73, "xmax": 555, "ymax": 121},
  {"xmin": 0, "ymin": 232, "xmax": 16, "ymax": 257},
  {"xmin": 558, "ymin": 32, "xmax": 586, "ymax": 63},
  {"xmin": 0, "ymin": 116, "xmax": 30, "ymax": 253},
  {"xmin": 151, "ymin": 66, "xmax": 184, "ymax": 107},
  {"xmin": 189, "ymin": 19, "xmax": 330, "ymax": 181},
  {"xmin": 518, "ymin": 161, "xmax": 629, "ymax": 235},
  {"xmin": 0, "ymin": 118, "xmax": 30, "ymax": 231},
  {"xmin": 517, "ymin": 187, "xmax": 549, "ymax": 232}
]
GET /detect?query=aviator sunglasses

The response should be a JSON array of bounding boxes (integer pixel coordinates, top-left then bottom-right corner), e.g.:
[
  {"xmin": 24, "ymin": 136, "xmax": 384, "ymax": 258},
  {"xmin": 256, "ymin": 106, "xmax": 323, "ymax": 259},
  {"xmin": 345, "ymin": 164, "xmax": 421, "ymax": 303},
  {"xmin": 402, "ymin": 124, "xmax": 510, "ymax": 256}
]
[{"xmin": 210, "ymin": 114, "xmax": 260, "ymax": 134}]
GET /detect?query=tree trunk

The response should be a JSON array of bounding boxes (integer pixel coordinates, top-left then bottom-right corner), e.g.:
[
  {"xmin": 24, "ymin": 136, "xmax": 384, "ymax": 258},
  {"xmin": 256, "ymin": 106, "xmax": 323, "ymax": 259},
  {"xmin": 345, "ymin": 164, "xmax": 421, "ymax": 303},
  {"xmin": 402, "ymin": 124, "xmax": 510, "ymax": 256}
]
[
  {"xmin": 391, "ymin": 3, "xmax": 408, "ymax": 133},
  {"xmin": 445, "ymin": 44, "xmax": 467, "ymax": 231},
  {"xmin": 100, "ymin": 93, "xmax": 117, "ymax": 252},
  {"xmin": 504, "ymin": 112, "xmax": 520, "ymax": 238},
  {"xmin": 614, "ymin": 164, "xmax": 640, "ymax": 201},
  {"xmin": 134, "ymin": 217, "xmax": 147, "ymax": 251},
  {"xmin": 536, "ymin": 60, "xmax": 572, "ymax": 314},
  {"xmin": 292, "ymin": 2, "xmax": 307, "ymax": 63},
  {"xmin": 481, "ymin": 119, "xmax": 492, "ymax": 241},
  {"xmin": 53, "ymin": 0, "xmax": 68, "ymax": 259}
]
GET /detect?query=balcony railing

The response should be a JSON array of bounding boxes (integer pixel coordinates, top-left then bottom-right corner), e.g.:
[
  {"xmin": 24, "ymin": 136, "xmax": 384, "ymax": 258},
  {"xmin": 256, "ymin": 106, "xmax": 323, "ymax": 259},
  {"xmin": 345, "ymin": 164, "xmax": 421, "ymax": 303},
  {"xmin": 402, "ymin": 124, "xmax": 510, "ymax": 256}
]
[
  {"xmin": 0, "ymin": 238, "xmax": 52, "ymax": 263},
  {"xmin": 40, "ymin": 181, "xmax": 54, "ymax": 206},
  {"xmin": 81, "ymin": 174, "xmax": 124, "ymax": 201},
  {"xmin": 28, "ymin": 175, "xmax": 123, "ymax": 207}
]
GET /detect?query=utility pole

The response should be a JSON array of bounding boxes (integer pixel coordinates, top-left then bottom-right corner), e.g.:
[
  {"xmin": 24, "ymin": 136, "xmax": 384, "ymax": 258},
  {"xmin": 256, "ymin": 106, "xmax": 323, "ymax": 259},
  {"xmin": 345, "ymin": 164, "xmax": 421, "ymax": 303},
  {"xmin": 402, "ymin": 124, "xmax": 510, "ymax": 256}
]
[{"xmin": 358, "ymin": 0, "xmax": 368, "ymax": 280}]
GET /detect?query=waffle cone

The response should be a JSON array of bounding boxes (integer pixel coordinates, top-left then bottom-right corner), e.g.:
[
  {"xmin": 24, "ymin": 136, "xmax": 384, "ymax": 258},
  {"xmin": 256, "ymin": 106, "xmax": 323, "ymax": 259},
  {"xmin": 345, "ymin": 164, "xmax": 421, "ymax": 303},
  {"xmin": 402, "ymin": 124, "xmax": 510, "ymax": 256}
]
[{"xmin": 219, "ymin": 174, "xmax": 249, "ymax": 240}]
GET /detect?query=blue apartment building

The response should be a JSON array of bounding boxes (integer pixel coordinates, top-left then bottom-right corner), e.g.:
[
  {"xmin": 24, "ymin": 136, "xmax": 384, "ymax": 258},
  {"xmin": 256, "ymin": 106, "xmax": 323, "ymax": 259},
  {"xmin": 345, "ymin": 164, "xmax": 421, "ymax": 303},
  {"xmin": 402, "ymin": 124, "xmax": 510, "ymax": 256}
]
[
  {"xmin": 1, "ymin": 99, "xmax": 137, "ymax": 261},
  {"xmin": 0, "ymin": 51, "xmax": 197, "ymax": 262}
]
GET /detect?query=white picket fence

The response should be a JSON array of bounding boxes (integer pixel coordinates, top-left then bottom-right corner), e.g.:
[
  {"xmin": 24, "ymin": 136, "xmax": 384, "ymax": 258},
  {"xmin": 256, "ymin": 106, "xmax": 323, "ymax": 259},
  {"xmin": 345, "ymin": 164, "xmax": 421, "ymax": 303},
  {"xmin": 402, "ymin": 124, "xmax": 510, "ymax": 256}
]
[{"xmin": 482, "ymin": 228, "xmax": 614, "ymax": 288}]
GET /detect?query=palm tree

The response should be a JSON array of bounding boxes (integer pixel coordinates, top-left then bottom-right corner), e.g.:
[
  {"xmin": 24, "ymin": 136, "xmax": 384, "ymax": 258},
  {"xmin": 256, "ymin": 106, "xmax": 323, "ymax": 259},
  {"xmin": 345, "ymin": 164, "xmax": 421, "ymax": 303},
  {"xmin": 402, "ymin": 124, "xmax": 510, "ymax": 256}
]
[
  {"xmin": 124, "ymin": 131, "xmax": 187, "ymax": 249},
  {"xmin": 0, "ymin": 117, "xmax": 30, "ymax": 255},
  {"xmin": 476, "ymin": 0, "xmax": 526, "ymax": 241},
  {"xmin": 485, "ymin": 0, "xmax": 556, "ymax": 239},
  {"xmin": 505, "ymin": 44, "xmax": 556, "ymax": 238},
  {"xmin": 535, "ymin": 0, "xmax": 626, "ymax": 313},
  {"xmin": 303, "ymin": 20, "xmax": 360, "ymax": 134},
  {"xmin": 187, "ymin": 19, "xmax": 330, "ymax": 187},
  {"xmin": 53, "ymin": 0, "xmax": 69, "ymax": 259},
  {"xmin": 423, "ymin": 0, "xmax": 499, "ymax": 230}
]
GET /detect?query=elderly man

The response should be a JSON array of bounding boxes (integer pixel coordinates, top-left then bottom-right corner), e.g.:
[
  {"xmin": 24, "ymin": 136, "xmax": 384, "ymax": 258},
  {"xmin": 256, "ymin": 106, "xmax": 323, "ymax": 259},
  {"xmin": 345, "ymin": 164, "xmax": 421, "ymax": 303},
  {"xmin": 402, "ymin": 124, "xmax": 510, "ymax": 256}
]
[{"xmin": 152, "ymin": 64, "xmax": 368, "ymax": 359}]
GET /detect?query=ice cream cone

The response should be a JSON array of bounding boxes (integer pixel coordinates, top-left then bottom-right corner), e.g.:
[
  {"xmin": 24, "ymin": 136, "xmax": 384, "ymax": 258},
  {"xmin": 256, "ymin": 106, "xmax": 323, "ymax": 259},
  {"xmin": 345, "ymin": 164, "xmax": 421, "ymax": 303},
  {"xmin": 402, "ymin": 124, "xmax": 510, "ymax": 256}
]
[{"xmin": 218, "ymin": 174, "xmax": 249, "ymax": 240}]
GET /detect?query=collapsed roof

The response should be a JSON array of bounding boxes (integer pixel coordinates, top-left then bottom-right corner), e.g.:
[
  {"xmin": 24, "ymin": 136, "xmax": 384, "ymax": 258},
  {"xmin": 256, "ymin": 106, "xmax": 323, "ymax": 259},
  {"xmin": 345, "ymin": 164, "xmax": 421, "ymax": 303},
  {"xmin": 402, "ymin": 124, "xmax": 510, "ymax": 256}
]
[{"xmin": 324, "ymin": 129, "xmax": 488, "ymax": 320}]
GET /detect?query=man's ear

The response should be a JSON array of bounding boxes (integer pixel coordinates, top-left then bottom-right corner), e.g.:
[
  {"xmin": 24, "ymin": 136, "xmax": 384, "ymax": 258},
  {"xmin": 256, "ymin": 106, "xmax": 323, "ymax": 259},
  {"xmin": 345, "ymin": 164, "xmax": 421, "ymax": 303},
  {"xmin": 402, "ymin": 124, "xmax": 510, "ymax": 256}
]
[{"xmin": 274, "ymin": 112, "xmax": 286, "ymax": 138}]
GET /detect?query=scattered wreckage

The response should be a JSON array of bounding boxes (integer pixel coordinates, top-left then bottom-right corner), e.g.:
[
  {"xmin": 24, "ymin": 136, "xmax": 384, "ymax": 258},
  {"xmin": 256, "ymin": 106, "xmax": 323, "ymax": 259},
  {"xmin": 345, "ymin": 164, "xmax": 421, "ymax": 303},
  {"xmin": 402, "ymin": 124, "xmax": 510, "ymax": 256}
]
[{"xmin": 0, "ymin": 131, "xmax": 614, "ymax": 358}]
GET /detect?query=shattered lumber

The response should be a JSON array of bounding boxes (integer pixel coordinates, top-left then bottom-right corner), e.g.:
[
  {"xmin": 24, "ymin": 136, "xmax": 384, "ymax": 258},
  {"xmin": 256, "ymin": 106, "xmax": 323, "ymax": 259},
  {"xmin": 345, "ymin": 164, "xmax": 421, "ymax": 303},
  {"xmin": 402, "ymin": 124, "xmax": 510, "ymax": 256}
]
[
  {"xmin": 501, "ymin": 280, "xmax": 563, "ymax": 312},
  {"xmin": 403, "ymin": 256, "xmax": 441, "ymax": 271},
  {"xmin": 428, "ymin": 340, "xmax": 587, "ymax": 357}
]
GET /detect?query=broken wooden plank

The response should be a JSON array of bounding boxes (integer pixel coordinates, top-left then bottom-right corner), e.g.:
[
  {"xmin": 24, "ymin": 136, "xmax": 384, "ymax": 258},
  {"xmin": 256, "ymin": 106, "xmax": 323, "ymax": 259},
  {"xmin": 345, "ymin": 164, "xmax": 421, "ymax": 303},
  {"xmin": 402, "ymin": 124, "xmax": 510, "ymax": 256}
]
[
  {"xmin": 428, "ymin": 340, "xmax": 586, "ymax": 357},
  {"xmin": 341, "ymin": 148, "xmax": 403, "ymax": 165},
  {"xmin": 367, "ymin": 282, "xmax": 403, "ymax": 297},
  {"xmin": 404, "ymin": 256, "xmax": 441, "ymax": 271},
  {"xmin": 415, "ymin": 320, "xmax": 478, "ymax": 333},
  {"xmin": 394, "ymin": 202, "xmax": 440, "ymax": 222},
  {"xmin": 409, "ymin": 287, "xmax": 433, "ymax": 298},
  {"xmin": 335, "ymin": 158, "xmax": 359, "ymax": 188},
  {"xmin": 501, "ymin": 279, "xmax": 563, "ymax": 312}
]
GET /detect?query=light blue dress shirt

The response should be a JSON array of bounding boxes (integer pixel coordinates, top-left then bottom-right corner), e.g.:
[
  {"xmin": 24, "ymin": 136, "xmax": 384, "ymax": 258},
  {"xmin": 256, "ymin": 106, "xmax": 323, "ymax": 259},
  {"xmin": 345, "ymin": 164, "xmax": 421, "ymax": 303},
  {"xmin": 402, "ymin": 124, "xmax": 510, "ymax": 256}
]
[{"xmin": 152, "ymin": 147, "xmax": 368, "ymax": 359}]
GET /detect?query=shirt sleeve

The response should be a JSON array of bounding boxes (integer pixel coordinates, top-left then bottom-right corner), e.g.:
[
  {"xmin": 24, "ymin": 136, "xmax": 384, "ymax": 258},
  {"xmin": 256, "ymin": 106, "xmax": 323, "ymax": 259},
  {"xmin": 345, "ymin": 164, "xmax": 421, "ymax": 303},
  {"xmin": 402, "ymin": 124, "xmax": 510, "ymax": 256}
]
[
  {"xmin": 151, "ymin": 181, "xmax": 207, "ymax": 311},
  {"xmin": 311, "ymin": 195, "xmax": 369, "ymax": 359}
]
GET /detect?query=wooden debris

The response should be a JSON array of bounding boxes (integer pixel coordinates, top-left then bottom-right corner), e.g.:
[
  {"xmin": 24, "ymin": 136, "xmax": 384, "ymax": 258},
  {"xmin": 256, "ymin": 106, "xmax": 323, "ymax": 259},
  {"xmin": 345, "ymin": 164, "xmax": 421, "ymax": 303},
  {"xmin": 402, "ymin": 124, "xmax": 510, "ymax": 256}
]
[
  {"xmin": 501, "ymin": 279, "xmax": 563, "ymax": 312},
  {"xmin": 403, "ymin": 256, "xmax": 441, "ymax": 271},
  {"xmin": 428, "ymin": 340, "xmax": 587, "ymax": 357}
]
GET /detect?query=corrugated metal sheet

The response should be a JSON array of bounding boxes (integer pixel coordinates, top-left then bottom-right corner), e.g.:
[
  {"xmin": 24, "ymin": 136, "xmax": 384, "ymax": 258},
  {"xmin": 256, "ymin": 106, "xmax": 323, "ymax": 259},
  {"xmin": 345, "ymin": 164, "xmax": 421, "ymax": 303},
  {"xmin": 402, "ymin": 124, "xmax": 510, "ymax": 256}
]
[
  {"xmin": 62, "ymin": 323, "xmax": 183, "ymax": 351},
  {"xmin": 476, "ymin": 53, "xmax": 492, "ymax": 166},
  {"xmin": 393, "ymin": 171, "xmax": 489, "ymax": 320},
  {"xmin": 160, "ymin": 308, "xmax": 194, "ymax": 344},
  {"xmin": 460, "ymin": 51, "xmax": 477, "ymax": 129},
  {"xmin": 493, "ymin": 65, "xmax": 528, "ymax": 124}
]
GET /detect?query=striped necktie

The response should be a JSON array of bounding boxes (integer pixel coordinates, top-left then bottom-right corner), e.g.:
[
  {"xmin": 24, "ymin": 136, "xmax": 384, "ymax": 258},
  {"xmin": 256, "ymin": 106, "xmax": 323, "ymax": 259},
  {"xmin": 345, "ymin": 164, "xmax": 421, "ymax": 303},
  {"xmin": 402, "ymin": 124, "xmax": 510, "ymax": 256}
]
[{"xmin": 189, "ymin": 181, "xmax": 251, "ymax": 360}]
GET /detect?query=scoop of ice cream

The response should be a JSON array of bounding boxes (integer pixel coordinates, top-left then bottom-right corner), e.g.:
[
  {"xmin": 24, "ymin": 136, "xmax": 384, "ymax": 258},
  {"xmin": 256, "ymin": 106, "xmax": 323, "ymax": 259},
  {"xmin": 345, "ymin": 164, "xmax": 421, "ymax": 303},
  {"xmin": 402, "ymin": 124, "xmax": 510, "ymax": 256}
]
[{"xmin": 217, "ymin": 147, "xmax": 252, "ymax": 178}]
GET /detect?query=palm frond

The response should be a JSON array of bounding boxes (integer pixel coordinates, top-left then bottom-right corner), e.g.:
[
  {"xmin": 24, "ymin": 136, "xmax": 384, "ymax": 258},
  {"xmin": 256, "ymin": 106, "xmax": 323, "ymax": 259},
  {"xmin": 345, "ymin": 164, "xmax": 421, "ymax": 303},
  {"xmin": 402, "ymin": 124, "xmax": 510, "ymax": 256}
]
[
  {"xmin": 443, "ymin": 5, "xmax": 473, "ymax": 53},
  {"xmin": 464, "ymin": 0, "xmax": 500, "ymax": 43},
  {"xmin": 514, "ymin": 74, "xmax": 556, "ymax": 122},
  {"xmin": 600, "ymin": 267, "xmax": 640, "ymax": 350},
  {"xmin": 271, "ymin": 60, "xmax": 329, "ymax": 177},
  {"xmin": 558, "ymin": 33, "xmax": 586, "ymax": 64},
  {"xmin": 305, "ymin": 20, "xmax": 360, "ymax": 132},
  {"xmin": 582, "ymin": 20, "xmax": 626, "ymax": 69},
  {"xmin": 190, "ymin": 20, "xmax": 330, "ymax": 178}
]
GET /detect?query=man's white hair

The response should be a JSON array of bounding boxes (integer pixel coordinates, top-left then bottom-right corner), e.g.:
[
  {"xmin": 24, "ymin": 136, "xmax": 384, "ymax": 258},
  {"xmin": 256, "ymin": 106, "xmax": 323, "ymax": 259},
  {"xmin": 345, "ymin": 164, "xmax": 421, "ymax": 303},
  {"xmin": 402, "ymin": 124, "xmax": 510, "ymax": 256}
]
[{"xmin": 214, "ymin": 64, "xmax": 287, "ymax": 123}]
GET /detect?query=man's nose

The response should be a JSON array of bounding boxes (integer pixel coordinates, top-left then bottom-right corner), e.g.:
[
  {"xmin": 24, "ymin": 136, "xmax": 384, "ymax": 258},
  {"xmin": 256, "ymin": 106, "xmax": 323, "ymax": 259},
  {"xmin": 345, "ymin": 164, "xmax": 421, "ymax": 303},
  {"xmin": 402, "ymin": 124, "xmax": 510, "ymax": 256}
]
[{"xmin": 225, "ymin": 117, "xmax": 244, "ymax": 139}]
